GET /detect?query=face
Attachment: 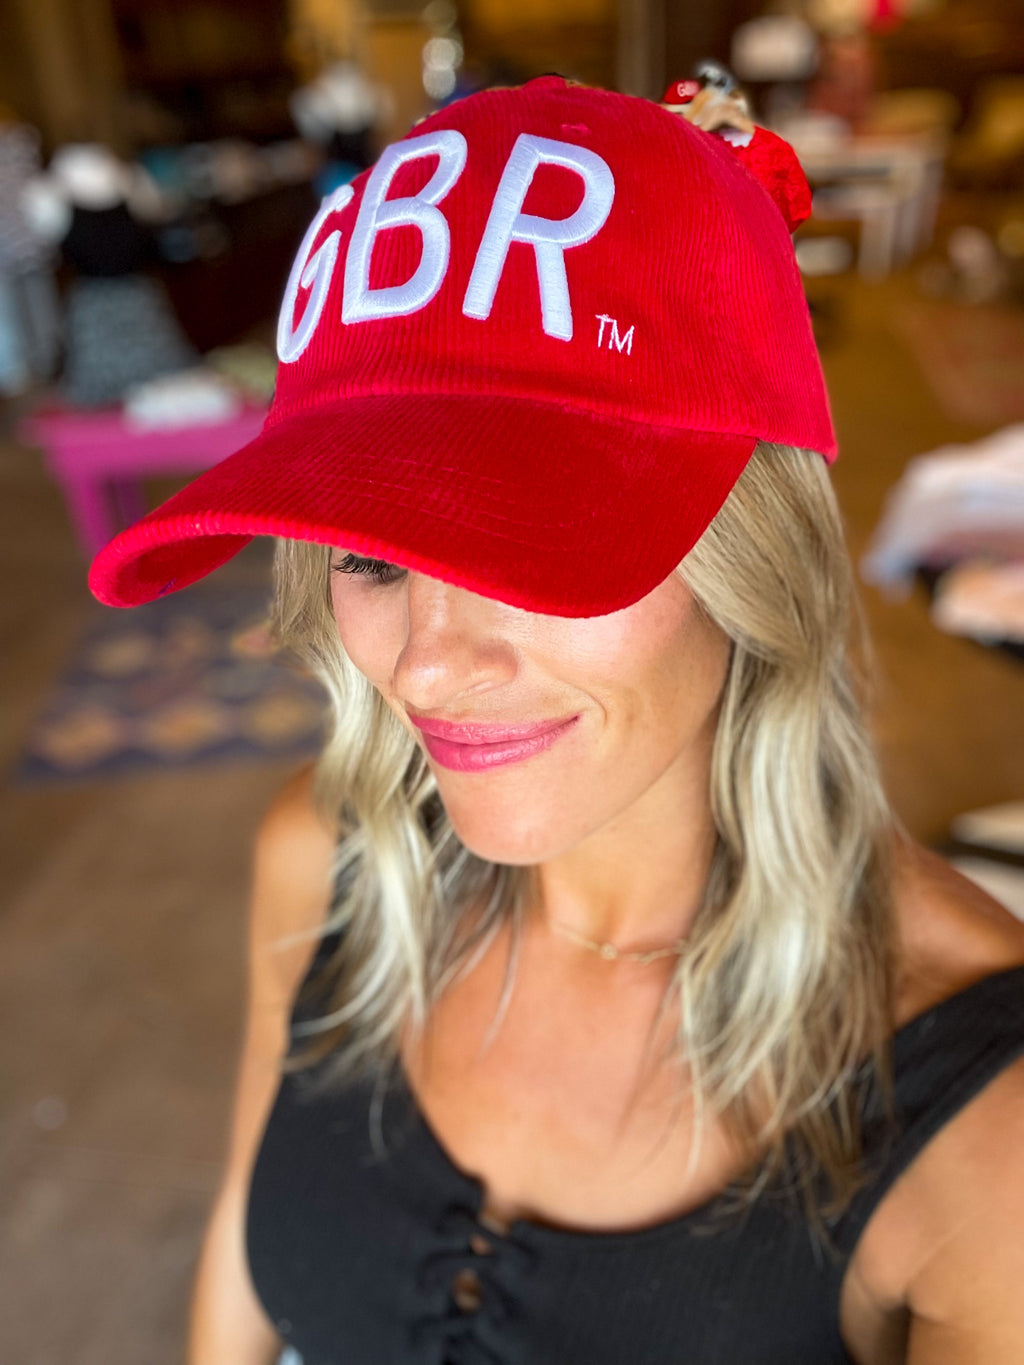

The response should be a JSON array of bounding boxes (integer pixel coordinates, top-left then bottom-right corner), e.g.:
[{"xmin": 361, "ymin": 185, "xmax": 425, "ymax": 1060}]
[{"xmin": 329, "ymin": 552, "xmax": 732, "ymax": 867}]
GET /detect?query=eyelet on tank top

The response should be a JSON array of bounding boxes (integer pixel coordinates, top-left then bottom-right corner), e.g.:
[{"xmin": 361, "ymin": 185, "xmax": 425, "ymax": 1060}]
[
  {"xmin": 451, "ymin": 1267, "xmax": 484, "ymax": 1313},
  {"xmin": 410, "ymin": 1201, "xmax": 537, "ymax": 1363}
]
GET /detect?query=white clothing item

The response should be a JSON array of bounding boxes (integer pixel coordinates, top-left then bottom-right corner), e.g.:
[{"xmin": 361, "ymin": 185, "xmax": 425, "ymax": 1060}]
[
  {"xmin": 862, "ymin": 424, "xmax": 1024, "ymax": 590},
  {"xmin": 123, "ymin": 368, "xmax": 241, "ymax": 429},
  {"xmin": 931, "ymin": 558, "xmax": 1024, "ymax": 643}
]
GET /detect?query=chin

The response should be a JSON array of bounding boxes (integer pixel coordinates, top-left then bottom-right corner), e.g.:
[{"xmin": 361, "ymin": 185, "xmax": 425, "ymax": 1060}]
[{"xmin": 441, "ymin": 796, "xmax": 571, "ymax": 867}]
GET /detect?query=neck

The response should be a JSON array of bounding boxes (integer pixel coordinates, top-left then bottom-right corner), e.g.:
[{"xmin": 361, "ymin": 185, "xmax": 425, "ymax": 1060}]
[{"xmin": 530, "ymin": 760, "xmax": 718, "ymax": 956}]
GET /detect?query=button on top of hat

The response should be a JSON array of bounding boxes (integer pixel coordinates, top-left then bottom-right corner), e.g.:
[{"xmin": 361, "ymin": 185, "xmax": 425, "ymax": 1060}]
[{"xmin": 451, "ymin": 1267, "xmax": 483, "ymax": 1313}]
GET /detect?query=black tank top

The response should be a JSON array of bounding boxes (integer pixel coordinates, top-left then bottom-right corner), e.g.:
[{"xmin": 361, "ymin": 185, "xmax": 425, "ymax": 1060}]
[{"xmin": 247, "ymin": 944, "xmax": 1024, "ymax": 1365}]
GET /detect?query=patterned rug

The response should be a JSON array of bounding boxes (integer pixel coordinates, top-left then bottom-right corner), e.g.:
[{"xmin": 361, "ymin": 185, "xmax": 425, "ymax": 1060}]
[
  {"xmin": 892, "ymin": 298, "xmax": 1024, "ymax": 428},
  {"xmin": 16, "ymin": 585, "xmax": 327, "ymax": 781}
]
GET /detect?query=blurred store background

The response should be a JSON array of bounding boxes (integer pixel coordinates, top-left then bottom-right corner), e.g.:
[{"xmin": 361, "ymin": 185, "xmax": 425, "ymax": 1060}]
[{"xmin": 2, "ymin": 0, "xmax": 1024, "ymax": 1360}]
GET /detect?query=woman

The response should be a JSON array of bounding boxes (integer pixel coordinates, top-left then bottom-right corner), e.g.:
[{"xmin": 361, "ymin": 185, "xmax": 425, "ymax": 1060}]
[{"xmin": 90, "ymin": 79, "xmax": 1024, "ymax": 1364}]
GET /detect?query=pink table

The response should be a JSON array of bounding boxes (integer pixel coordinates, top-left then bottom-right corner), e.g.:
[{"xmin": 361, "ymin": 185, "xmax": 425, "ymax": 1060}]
[{"xmin": 23, "ymin": 404, "xmax": 267, "ymax": 556}]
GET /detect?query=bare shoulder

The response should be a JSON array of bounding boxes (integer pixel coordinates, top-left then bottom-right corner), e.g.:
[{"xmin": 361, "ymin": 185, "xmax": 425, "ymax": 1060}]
[
  {"xmin": 890, "ymin": 837, "xmax": 1024, "ymax": 1027},
  {"xmin": 848, "ymin": 840, "xmax": 1024, "ymax": 1361},
  {"xmin": 897, "ymin": 1050, "xmax": 1024, "ymax": 1363},
  {"xmin": 249, "ymin": 762, "xmax": 341, "ymax": 1008},
  {"xmin": 255, "ymin": 761, "xmax": 338, "ymax": 895}
]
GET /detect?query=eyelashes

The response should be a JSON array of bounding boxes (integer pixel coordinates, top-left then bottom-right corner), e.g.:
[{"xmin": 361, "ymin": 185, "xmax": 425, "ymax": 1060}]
[{"xmin": 331, "ymin": 552, "xmax": 406, "ymax": 586}]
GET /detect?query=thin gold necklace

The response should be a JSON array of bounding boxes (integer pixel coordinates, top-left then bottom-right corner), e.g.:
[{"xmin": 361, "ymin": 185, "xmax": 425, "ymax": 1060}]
[{"xmin": 548, "ymin": 918, "xmax": 687, "ymax": 965}]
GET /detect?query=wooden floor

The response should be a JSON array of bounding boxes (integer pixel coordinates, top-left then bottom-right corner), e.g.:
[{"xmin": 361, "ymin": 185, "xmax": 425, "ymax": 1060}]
[{"xmin": 1, "ymin": 271, "xmax": 1022, "ymax": 1362}]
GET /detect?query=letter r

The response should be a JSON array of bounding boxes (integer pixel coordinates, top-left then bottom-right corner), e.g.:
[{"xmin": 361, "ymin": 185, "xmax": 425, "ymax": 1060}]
[
  {"xmin": 463, "ymin": 134, "xmax": 615, "ymax": 341},
  {"xmin": 343, "ymin": 129, "xmax": 468, "ymax": 324}
]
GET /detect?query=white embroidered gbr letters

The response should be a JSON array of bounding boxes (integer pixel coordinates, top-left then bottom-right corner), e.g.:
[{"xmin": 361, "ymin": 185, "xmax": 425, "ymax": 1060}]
[{"xmin": 276, "ymin": 129, "xmax": 616, "ymax": 362}]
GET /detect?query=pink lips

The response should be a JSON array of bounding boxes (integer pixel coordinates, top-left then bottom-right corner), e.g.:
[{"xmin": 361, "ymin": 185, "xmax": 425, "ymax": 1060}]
[{"xmin": 409, "ymin": 713, "xmax": 580, "ymax": 772}]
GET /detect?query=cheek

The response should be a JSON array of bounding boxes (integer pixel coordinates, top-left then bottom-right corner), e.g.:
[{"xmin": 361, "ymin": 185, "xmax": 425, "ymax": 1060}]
[
  {"xmin": 330, "ymin": 581, "xmax": 401, "ymax": 688},
  {"xmin": 548, "ymin": 583, "xmax": 730, "ymax": 731},
  {"xmin": 655, "ymin": 608, "xmax": 731, "ymax": 719}
]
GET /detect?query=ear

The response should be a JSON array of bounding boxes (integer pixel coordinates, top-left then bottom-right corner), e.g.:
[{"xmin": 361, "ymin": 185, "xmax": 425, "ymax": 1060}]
[{"xmin": 726, "ymin": 126, "xmax": 813, "ymax": 233}]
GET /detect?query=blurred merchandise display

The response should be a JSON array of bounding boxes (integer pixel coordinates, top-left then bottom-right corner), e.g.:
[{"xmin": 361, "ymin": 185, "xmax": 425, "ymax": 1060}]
[
  {"xmin": 931, "ymin": 559, "xmax": 1024, "ymax": 645},
  {"xmin": 731, "ymin": 14, "xmax": 819, "ymax": 83},
  {"xmin": 794, "ymin": 234, "xmax": 854, "ymax": 275},
  {"xmin": 150, "ymin": 179, "xmax": 318, "ymax": 351},
  {"xmin": 19, "ymin": 138, "xmax": 321, "ymax": 353},
  {"xmin": 779, "ymin": 105, "xmax": 950, "ymax": 278},
  {"xmin": 725, "ymin": 0, "xmax": 963, "ymax": 281},
  {"xmin": 138, "ymin": 138, "xmax": 319, "ymax": 262},
  {"xmin": 174, "ymin": 139, "xmax": 307, "ymax": 204},
  {"xmin": 862, "ymin": 424, "xmax": 1024, "ymax": 642},
  {"xmin": 660, "ymin": 20, "xmax": 963, "ymax": 284},
  {"xmin": 23, "ymin": 143, "xmax": 196, "ymax": 407},
  {"xmin": 118, "ymin": 341, "xmax": 279, "ymax": 429},
  {"xmin": 17, "ymin": 140, "xmax": 284, "ymax": 547},
  {"xmin": 730, "ymin": 13, "xmax": 819, "ymax": 126},
  {"xmin": 60, "ymin": 275, "xmax": 196, "ymax": 409},
  {"xmin": 0, "ymin": 116, "xmax": 60, "ymax": 395},
  {"xmin": 659, "ymin": 56, "xmax": 947, "ymax": 276},
  {"xmin": 951, "ymin": 802, "xmax": 1024, "ymax": 858},
  {"xmin": 122, "ymin": 368, "xmax": 243, "ymax": 430},
  {"xmin": 289, "ymin": 60, "xmax": 386, "ymax": 194}
]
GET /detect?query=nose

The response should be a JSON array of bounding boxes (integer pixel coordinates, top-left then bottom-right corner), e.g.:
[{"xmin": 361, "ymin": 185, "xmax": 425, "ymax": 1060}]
[{"xmin": 392, "ymin": 573, "xmax": 518, "ymax": 713}]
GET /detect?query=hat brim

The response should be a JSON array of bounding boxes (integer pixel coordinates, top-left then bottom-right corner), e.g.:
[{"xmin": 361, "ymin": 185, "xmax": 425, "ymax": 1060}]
[{"xmin": 88, "ymin": 394, "xmax": 756, "ymax": 618}]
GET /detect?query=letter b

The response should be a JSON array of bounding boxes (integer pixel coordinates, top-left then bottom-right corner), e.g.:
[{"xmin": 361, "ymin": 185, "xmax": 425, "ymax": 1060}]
[{"xmin": 342, "ymin": 129, "xmax": 468, "ymax": 324}]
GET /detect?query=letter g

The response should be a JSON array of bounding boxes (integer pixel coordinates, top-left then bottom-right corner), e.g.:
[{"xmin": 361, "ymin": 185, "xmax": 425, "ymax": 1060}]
[{"xmin": 276, "ymin": 184, "xmax": 354, "ymax": 364}]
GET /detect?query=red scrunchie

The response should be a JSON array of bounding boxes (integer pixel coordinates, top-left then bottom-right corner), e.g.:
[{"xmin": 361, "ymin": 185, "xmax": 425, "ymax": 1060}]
[{"xmin": 728, "ymin": 126, "xmax": 812, "ymax": 233}]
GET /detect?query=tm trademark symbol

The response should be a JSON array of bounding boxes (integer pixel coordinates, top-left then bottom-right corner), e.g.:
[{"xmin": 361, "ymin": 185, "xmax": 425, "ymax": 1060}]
[{"xmin": 595, "ymin": 313, "xmax": 634, "ymax": 355}]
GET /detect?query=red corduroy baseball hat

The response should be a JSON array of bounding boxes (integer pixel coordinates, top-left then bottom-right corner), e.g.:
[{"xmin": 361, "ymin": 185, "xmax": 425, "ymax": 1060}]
[{"xmin": 89, "ymin": 76, "xmax": 835, "ymax": 618}]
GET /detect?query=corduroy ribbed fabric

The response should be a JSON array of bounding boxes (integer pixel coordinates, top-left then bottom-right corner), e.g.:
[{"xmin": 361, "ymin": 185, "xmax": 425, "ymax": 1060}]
[
  {"xmin": 89, "ymin": 78, "xmax": 835, "ymax": 616},
  {"xmin": 246, "ymin": 953, "xmax": 1024, "ymax": 1365}
]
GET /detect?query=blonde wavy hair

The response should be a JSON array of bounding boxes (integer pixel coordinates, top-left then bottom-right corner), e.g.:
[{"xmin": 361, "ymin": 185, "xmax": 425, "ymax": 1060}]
[{"xmin": 271, "ymin": 440, "xmax": 895, "ymax": 1218}]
